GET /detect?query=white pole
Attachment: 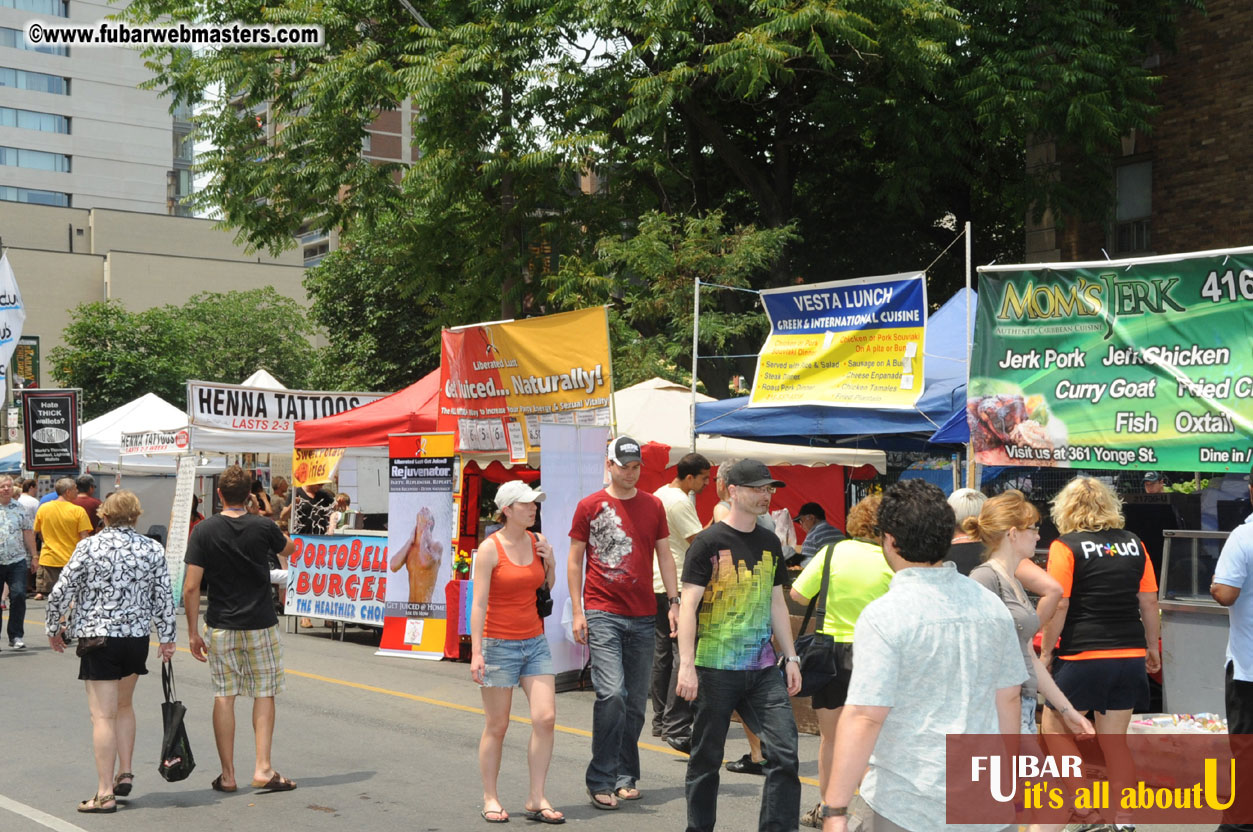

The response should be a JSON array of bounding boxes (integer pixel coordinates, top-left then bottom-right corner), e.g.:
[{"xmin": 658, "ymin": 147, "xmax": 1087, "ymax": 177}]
[
  {"xmin": 965, "ymin": 222, "xmax": 975, "ymax": 490},
  {"xmin": 690, "ymin": 278, "xmax": 700, "ymax": 452}
]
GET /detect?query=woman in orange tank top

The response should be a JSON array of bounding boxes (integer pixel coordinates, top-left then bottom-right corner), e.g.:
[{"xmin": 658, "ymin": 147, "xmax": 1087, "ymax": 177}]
[{"xmin": 470, "ymin": 480, "xmax": 563, "ymax": 825}]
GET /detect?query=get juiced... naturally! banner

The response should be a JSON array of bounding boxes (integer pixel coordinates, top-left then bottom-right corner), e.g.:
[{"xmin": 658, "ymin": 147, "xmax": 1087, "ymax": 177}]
[
  {"xmin": 970, "ymin": 248, "xmax": 1253, "ymax": 471},
  {"xmin": 437, "ymin": 307, "xmax": 612, "ymax": 453},
  {"xmin": 750, "ymin": 273, "xmax": 926, "ymax": 409}
]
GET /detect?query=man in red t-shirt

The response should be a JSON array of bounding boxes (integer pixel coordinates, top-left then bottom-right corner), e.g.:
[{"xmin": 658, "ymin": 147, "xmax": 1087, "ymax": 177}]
[
  {"xmin": 73, "ymin": 474, "xmax": 103, "ymax": 534},
  {"xmin": 568, "ymin": 435, "xmax": 679, "ymax": 810}
]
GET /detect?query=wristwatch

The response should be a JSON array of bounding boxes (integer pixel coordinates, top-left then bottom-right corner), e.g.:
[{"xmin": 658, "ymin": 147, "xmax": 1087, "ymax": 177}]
[
  {"xmin": 784, "ymin": 655, "xmax": 801, "ymax": 664},
  {"xmin": 820, "ymin": 804, "xmax": 848, "ymax": 817},
  {"xmin": 668, "ymin": 596, "xmax": 681, "ymax": 606}
]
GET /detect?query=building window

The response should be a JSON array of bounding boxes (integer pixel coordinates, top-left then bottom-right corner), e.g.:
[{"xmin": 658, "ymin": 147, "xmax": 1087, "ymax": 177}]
[
  {"xmin": 361, "ymin": 133, "xmax": 371, "ymax": 153},
  {"xmin": 0, "ymin": 0, "xmax": 68, "ymax": 16},
  {"xmin": 303, "ymin": 240, "xmax": 329, "ymax": 267},
  {"xmin": 0, "ymin": 25, "xmax": 69, "ymax": 54},
  {"xmin": 0, "ymin": 145, "xmax": 70, "ymax": 171},
  {"xmin": 0, "ymin": 67, "xmax": 70, "ymax": 94},
  {"xmin": 0, "ymin": 106, "xmax": 69, "ymax": 133},
  {"xmin": 0, "ymin": 185, "xmax": 69, "ymax": 205},
  {"xmin": 1113, "ymin": 160, "xmax": 1151, "ymax": 254}
]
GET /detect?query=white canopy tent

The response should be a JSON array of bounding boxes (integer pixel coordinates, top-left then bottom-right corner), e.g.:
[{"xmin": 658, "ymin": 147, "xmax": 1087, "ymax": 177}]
[
  {"xmin": 82, "ymin": 393, "xmax": 223, "ymax": 475},
  {"xmin": 613, "ymin": 378, "xmax": 886, "ymax": 473}
]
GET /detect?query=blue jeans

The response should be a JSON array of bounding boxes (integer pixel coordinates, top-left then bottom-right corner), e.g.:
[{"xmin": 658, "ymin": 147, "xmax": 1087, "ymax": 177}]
[
  {"xmin": 585, "ymin": 610, "xmax": 654, "ymax": 793},
  {"xmin": 0, "ymin": 559, "xmax": 26, "ymax": 641},
  {"xmin": 686, "ymin": 666, "xmax": 800, "ymax": 832}
]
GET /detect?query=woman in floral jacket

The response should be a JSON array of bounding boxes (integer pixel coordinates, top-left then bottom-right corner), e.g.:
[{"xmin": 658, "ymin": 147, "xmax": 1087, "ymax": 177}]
[{"xmin": 46, "ymin": 490, "xmax": 177, "ymax": 814}]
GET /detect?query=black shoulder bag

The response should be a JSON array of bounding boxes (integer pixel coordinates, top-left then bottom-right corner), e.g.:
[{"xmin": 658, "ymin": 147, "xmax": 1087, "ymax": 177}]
[
  {"xmin": 530, "ymin": 532, "xmax": 553, "ymax": 619},
  {"xmin": 786, "ymin": 545, "xmax": 841, "ymax": 697},
  {"xmin": 158, "ymin": 662, "xmax": 196, "ymax": 782}
]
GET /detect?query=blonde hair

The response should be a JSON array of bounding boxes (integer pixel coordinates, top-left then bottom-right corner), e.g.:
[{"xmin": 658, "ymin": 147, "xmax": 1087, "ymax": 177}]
[
  {"xmin": 962, "ymin": 489, "xmax": 1039, "ymax": 551},
  {"xmin": 99, "ymin": 490, "xmax": 142, "ymax": 527},
  {"xmin": 845, "ymin": 494, "xmax": 883, "ymax": 541},
  {"xmin": 948, "ymin": 488, "xmax": 987, "ymax": 528},
  {"xmin": 1050, "ymin": 476, "xmax": 1124, "ymax": 534}
]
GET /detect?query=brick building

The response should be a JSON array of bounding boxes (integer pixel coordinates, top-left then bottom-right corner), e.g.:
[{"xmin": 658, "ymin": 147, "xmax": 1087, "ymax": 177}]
[{"xmin": 1025, "ymin": 0, "xmax": 1253, "ymax": 261}]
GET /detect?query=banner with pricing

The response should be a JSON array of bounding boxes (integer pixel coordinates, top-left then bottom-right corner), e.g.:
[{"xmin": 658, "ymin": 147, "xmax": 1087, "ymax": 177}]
[
  {"xmin": 749, "ymin": 272, "xmax": 927, "ymax": 408},
  {"xmin": 970, "ymin": 247, "xmax": 1253, "ymax": 472}
]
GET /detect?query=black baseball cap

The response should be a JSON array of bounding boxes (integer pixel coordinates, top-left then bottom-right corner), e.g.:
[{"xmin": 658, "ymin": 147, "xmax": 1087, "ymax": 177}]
[
  {"xmin": 792, "ymin": 502, "xmax": 825, "ymax": 522},
  {"xmin": 608, "ymin": 435, "xmax": 643, "ymax": 466},
  {"xmin": 724, "ymin": 459, "xmax": 785, "ymax": 488}
]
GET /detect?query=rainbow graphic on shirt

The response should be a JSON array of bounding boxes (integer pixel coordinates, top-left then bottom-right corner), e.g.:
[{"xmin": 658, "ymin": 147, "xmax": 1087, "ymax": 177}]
[{"xmin": 694, "ymin": 549, "xmax": 778, "ymax": 671}]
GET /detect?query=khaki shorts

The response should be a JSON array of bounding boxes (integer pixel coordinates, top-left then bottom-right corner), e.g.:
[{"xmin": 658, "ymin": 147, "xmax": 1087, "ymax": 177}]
[
  {"xmin": 36, "ymin": 565, "xmax": 62, "ymax": 595},
  {"xmin": 847, "ymin": 795, "xmax": 1011, "ymax": 832},
  {"xmin": 206, "ymin": 625, "xmax": 285, "ymax": 698}
]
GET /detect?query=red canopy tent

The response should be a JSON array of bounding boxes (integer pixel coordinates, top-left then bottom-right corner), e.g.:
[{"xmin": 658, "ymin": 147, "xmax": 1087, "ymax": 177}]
[{"xmin": 293, "ymin": 370, "xmax": 439, "ymax": 448}]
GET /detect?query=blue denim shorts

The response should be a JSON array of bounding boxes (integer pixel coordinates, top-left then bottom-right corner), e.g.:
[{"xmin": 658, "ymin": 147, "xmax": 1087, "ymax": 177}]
[{"xmin": 481, "ymin": 634, "xmax": 553, "ymax": 687}]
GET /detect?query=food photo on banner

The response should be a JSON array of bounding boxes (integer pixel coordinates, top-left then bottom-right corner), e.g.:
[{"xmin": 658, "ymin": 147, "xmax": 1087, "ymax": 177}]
[
  {"xmin": 750, "ymin": 271, "xmax": 927, "ymax": 409},
  {"xmin": 969, "ymin": 246, "xmax": 1253, "ymax": 472},
  {"xmin": 379, "ymin": 433, "xmax": 456, "ymax": 658}
]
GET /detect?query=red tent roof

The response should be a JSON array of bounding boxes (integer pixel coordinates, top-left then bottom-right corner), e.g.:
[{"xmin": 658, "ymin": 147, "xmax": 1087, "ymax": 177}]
[{"xmin": 293, "ymin": 370, "xmax": 439, "ymax": 449}]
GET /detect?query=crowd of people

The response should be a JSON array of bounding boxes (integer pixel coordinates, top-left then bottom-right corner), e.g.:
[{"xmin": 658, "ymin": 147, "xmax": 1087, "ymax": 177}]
[{"xmin": 10, "ymin": 444, "xmax": 1253, "ymax": 832}]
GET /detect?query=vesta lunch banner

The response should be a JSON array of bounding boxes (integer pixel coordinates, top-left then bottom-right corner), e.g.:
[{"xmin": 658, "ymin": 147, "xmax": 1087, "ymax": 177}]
[
  {"xmin": 750, "ymin": 272, "xmax": 927, "ymax": 408},
  {"xmin": 970, "ymin": 247, "xmax": 1253, "ymax": 472},
  {"xmin": 437, "ymin": 307, "xmax": 612, "ymax": 454}
]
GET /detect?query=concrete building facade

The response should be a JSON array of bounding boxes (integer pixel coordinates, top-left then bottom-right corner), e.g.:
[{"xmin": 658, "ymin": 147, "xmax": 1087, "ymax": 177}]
[
  {"xmin": 0, "ymin": 0, "xmax": 193, "ymax": 214},
  {"xmin": 0, "ymin": 203, "xmax": 306, "ymax": 362}
]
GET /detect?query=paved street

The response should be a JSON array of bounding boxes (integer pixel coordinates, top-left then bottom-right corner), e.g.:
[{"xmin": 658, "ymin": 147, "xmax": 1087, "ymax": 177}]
[{"xmin": 0, "ymin": 602, "xmax": 1211, "ymax": 831}]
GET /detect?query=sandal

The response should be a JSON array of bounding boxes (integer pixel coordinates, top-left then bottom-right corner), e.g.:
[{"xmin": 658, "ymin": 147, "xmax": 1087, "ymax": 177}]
[
  {"xmin": 250, "ymin": 771, "xmax": 297, "ymax": 792},
  {"xmin": 78, "ymin": 793, "xmax": 117, "ymax": 814},
  {"xmin": 211, "ymin": 774, "xmax": 237, "ymax": 792},
  {"xmin": 587, "ymin": 788, "xmax": 619, "ymax": 810},
  {"xmin": 113, "ymin": 772, "xmax": 134, "ymax": 797},
  {"xmin": 481, "ymin": 807, "xmax": 509, "ymax": 823},
  {"xmin": 614, "ymin": 786, "xmax": 642, "ymax": 801},
  {"xmin": 523, "ymin": 806, "xmax": 565, "ymax": 824}
]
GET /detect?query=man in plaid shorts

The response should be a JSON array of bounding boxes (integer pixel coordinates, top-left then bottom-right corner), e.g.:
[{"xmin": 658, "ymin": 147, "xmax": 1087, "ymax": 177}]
[{"xmin": 184, "ymin": 465, "xmax": 297, "ymax": 793}]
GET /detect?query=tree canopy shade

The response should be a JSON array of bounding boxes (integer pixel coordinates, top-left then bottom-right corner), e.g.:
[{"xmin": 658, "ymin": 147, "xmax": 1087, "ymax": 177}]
[
  {"xmin": 49, "ymin": 289, "xmax": 314, "ymax": 420},
  {"xmin": 125, "ymin": 0, "xmax": 1202, "ymax": 393}
]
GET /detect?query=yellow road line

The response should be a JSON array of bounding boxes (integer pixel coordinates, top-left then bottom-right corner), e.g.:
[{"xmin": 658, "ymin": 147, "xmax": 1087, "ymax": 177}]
[{"xmin": 22, "ymin": 618, "xmax": 819, "ymax": 787}]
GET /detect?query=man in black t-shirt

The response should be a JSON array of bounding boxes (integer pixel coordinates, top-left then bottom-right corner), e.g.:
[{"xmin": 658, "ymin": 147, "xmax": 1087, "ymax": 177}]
[
  {"xmin": 676, "ymin": 459, "xmax": 802, "ymax": 832},
  {"xmin": 184, "ymin": 465, "xmax": 298, "ymax": 793}
]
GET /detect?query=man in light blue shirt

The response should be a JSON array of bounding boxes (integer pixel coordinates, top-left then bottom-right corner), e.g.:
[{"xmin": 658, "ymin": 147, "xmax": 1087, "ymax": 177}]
[
  {"xmin": 819, "ymin": 479, "xmax": 1024, "ymax": 832},
  {"xmin": 1210, "ymin": 464, "xmax": 1253, "ymax": 832}
]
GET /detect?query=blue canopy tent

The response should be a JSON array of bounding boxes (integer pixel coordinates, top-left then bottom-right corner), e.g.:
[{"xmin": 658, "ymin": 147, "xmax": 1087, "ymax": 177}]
[
  {"xmin": 929, "ymin": 406, "xmax": 970, "ymax": 444},
  {"xmin": 0, "ymin": 443, "xmax": 21, "ymax": 475},
  {"xmin": 694, "ymin": 288, "xmax": 975, "ymax": 450}
]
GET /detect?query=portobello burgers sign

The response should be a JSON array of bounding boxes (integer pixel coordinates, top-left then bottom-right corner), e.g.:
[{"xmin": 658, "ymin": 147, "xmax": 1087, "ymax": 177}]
[{"xmin": 969, "ymin": 246, "xmax": 1253, "ymax": 472}]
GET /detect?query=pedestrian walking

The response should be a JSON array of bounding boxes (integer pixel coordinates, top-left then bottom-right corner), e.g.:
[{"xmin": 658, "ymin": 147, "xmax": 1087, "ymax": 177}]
[
  {"xmin": 567, "ymin": 435, "xmax": 678, "ymax": 810},
  {"xmin": 788, "ymin": 494, "xmax": 890, "ymax": 827},
  {"xmin": 676, "ymin": 458, "xmax": 802, "ymax": 832},
  {"xmin": 0, "ymin": 475, "xmax": 36, "ymax": 650},
  {"xmin": 44, "ymin": 490, "xmax": 177, "ymax": 813},
  {"xmin": 183, "ymin": 465, "xmax": 297, "ymax": 794},
  {"xmin": 469, "ymin": 480, "xmax": 564, "ymax": 824}
]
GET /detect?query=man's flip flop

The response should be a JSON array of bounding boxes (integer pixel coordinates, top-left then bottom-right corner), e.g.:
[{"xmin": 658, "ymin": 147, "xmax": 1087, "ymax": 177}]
[
  {"xmin": 523, "ymin": 806, "xmax": 565, "ymax": 824},
  {"xmin": 211, "ymin": 775, "xmax": 237, "ymax": 792},
  {"xmin": 614, "ymin": 786, "xmax": 642, "ymax": 801},
  {"xmin": 587, "ymin": 789, "xmax": 619, "ymax": 810},
  {"xmin": 250, "ymin": 772, "xmax": 297, "ymax": 792},
  {"xmin": 481, "ymin": 808, "xmax": 509, "ymax": 823}
]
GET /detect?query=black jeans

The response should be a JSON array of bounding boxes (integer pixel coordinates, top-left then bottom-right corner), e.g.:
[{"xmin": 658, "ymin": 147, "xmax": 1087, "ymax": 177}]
[
  {"xmin": 686, "ymin": 666, "xmax": 799, "ymax": 832},
  {"xmin": 1219, "ymin": 661, "xmax": 1253, "ymax": 832},
  {"xmin": 651, "ymin": 593, "xmax": 692, "ymax": 738}
]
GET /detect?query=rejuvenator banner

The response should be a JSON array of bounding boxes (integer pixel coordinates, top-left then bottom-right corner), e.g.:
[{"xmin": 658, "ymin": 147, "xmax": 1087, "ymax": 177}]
[
  {"xmin": 945, "ymin": 733, "xmax": 1253, "ymax": 825},
  {"xmin": 378, "ymin": 433, "xmax": 456, "ymax": 659},
  {"xmin": 437, "ymin": 307, "xmax": 612, "ymax": 454},
  {"xmin": 749, "ymin": 272, "xmax": 927, "ymax": 408},
  {"xmin": 283, "ymin": 533, "xmax": 388, "ymax": 627},
  {"xmin": 970, "ymin": 249, "xmax": 1253, "ymax": 472}
]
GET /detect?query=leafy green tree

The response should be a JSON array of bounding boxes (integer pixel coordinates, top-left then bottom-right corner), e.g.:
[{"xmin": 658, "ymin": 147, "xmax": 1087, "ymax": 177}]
[
  {"xmin": 124, "ymin": 0, "xmax": 1202, "ymax": 393},
  {"xmin": 50, "ymin": 289, "xmax": 315, "ymax": 419}
]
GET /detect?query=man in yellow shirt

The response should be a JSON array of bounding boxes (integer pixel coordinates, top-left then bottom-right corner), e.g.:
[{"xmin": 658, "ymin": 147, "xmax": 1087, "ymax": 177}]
[{"xmin": 32, "ymin": 477, "xmax": 92, "ymax": 599}]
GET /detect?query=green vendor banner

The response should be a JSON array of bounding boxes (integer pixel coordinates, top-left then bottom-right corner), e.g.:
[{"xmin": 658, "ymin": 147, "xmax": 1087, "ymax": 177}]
[{"xmin": 970, "ymin": 247, "xmax": 1253, "ymax": 473}]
